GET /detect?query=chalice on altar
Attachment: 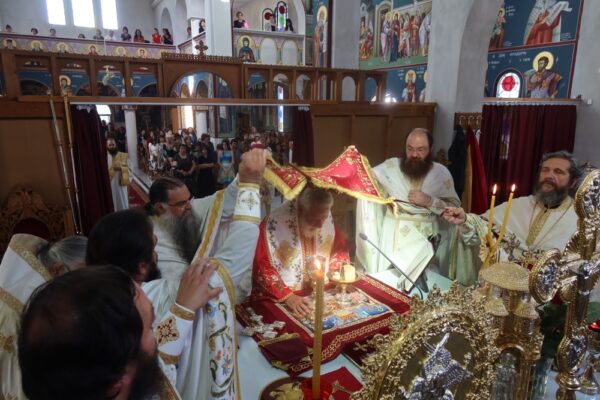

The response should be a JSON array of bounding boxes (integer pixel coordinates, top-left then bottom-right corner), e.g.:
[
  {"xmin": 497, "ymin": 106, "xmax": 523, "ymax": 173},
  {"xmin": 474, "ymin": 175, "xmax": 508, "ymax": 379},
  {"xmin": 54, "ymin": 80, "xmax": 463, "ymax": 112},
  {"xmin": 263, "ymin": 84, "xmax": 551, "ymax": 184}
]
[{"xmin": 328, "ymin": 263, "xmax": 361, "ymax": 305}]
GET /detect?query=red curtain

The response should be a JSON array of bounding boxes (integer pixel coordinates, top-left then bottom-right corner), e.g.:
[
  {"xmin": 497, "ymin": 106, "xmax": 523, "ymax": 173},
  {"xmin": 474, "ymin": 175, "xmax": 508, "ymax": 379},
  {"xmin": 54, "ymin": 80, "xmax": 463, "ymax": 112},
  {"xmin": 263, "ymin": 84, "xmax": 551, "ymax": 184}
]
[
  {"xmin": 480, "ymin": 104, "xmax": 576, "ymax": 203},
  {"xmin": 467, "ymin": 127, "xmax": 489, "ymax": 215},
  {"xmin": 71, "ymin": 106, "xmax": 114, "ymax": 234},
  {"xmin": 291, "ymin": 108, "xmax": 315, "ymax": 166}
]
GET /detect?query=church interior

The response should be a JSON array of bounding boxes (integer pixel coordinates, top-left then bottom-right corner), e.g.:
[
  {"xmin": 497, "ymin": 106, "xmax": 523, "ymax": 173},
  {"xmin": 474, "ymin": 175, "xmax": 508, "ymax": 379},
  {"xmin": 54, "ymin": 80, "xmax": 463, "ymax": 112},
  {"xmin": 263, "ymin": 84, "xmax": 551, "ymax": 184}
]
[{"xmin": 1, "ymin": 0, "xmax": 600, "ymax": 399}]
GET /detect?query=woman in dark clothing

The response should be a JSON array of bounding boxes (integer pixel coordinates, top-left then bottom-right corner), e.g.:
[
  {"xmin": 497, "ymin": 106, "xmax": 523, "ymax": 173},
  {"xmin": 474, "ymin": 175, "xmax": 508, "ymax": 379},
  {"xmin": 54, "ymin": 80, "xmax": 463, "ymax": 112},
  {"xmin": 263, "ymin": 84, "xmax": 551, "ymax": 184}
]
[
  {"xmin": 162, "ymin": 28, "xmax": 173, "ymax": 45},
  {"xmin": 121, "ymin": 26, "xmax": 132, "ymax": 41},
  {"xmin": 173, "ymin": 144, "xmax": 196, "ymax": 194},
  {"xmin": 194, "ymin": 143, "xmax": 216, "ymax": 198}
]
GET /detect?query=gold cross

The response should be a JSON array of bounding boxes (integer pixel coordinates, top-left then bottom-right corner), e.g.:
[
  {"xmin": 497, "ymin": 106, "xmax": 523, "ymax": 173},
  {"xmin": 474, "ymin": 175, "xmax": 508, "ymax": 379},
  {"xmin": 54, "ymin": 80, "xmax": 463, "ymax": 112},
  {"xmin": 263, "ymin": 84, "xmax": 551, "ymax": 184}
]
[
  {"xmin": 195, "ymin": 40, "xmax": 208, "ymax": 56},
  {"xmin": 240, "ymin": 193, "xmax": 259, "ymax": 210},
  {"xmin": 529, "ymin": 170, "xmax": 600, "ymax": 398},
  {"xmin": 353, "ymin": 341, "xmax": 369, "ymax": 352}
]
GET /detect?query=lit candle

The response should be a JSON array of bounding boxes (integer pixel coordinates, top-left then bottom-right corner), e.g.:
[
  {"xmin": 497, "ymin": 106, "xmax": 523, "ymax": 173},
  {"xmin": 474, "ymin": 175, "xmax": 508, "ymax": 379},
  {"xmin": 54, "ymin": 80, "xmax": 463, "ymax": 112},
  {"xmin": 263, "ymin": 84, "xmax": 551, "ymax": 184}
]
[
  {"xmin": 496, "ymin": 184, "xmax": 516, "ymax": 251},
  {"xmin": 487, "ymin": 184, "xmax": 497, "ymax": 243},
  {"xmin": 312, "ymin": 259, "xmax": 324, "ymax": 398}
]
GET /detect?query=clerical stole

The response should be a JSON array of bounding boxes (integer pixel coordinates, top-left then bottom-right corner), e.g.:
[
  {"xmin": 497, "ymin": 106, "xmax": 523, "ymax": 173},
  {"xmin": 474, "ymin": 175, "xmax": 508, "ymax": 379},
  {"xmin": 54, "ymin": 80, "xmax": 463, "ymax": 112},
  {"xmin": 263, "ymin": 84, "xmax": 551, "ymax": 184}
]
[
  {"xmin": 0, "ymin": 234, "xmax": 50, "ymax": 400},
  {"xmin": 108, "ymin": 151, "xmax": 129, "ymax": 186},
  {"xmin": 191, "ymin": 190, "xmax": 241, "ymax": 400},
  {"xmin": 265, "ymin": 200, "xmax": 335, "ymax": 291}
]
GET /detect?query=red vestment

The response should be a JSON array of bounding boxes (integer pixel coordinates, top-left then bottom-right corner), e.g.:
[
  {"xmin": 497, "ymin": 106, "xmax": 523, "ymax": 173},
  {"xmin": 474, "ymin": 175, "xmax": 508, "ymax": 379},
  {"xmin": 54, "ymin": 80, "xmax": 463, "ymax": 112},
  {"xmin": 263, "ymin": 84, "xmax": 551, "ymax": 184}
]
[{"xmin": 251, "ymin": 210, "xmax": 350, "ymax": 302}]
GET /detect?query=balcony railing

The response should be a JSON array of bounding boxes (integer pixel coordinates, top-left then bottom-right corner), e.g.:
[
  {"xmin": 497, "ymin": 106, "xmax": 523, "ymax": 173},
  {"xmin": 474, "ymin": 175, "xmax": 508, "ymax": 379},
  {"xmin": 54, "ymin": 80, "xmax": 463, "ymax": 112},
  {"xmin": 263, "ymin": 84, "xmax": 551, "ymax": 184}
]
[{"xmin": 0, "ymin": 32, "xmax": 176, "ymax": 59}]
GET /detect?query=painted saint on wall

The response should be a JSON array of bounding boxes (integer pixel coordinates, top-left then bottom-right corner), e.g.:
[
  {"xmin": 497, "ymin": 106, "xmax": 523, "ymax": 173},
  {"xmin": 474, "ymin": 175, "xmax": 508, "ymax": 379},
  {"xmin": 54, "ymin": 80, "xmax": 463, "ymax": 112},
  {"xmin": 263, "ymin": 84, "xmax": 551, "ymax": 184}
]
[
  {"xmin": 313, "ymin": 5, "xmax": 328, "ymax": 67},
  {"xmin": 525, "ymin": 51, "xmax": 563, "ymax": 98},
  {"xmin": 523, "ymin": 0, "xmax": 573, "ymax": 45},
  {"xmin": 238, "ymin": 36, "xmax": 256, "ymax": 63}
]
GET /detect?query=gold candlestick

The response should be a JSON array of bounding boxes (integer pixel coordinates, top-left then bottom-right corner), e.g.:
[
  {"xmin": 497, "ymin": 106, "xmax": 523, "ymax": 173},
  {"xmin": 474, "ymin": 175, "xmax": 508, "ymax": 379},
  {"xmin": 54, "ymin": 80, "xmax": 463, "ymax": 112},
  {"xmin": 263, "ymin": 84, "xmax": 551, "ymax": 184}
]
[{"xmin": 312, "ymin": 259, "xmax": 324, "ymax": 398}]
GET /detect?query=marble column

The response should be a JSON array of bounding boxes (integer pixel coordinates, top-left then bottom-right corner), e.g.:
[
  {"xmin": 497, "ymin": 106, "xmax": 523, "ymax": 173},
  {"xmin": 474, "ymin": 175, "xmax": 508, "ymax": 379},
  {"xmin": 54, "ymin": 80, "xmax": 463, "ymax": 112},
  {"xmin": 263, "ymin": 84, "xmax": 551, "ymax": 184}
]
[{"xmin": 124, "ymin": 108, "xmax": 138, "ymax": 169}]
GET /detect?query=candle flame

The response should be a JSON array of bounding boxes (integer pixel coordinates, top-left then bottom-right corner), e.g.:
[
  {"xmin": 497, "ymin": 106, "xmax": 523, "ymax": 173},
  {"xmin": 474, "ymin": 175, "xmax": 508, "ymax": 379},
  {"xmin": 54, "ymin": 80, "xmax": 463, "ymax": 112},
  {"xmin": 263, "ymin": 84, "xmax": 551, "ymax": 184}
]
[
  {"xmin": 492, "ymin": 184, "xmax": 497, "ymax": 195},
  {"xmin": 511, "ymin": 184, "xmax": 516, "ymax": 193},
  {"xmin": 315, "ymin": 259, "xmax": 321, "ymax": 271}
]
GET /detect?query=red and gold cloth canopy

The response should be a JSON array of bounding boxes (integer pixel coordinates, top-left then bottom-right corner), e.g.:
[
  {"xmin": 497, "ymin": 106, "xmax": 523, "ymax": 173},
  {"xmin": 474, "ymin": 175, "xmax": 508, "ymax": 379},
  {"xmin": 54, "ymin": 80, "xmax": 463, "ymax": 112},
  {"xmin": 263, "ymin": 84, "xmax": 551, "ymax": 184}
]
[{"xmin": 264, "ymin": 146, "xmax": 392, "ymax": 204}]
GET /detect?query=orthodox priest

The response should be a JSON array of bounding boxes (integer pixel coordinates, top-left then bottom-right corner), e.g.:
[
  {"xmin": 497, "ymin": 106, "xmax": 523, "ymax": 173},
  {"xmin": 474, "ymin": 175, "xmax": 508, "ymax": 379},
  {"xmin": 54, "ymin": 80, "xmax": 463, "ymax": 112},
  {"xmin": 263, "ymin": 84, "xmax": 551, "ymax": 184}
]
[
  {"xmin": 0, "ymin": 234, "xmax": 87, "ymax": 400},
  {"xmin": 356, "ymin": 128, "xmax": 460, "ymax": 290},
  {"xmin": 143, "ymin": 148, "xmax": 266, "ymax": 400},
  {"xmin": 443, "ymin": 151, "xmax": 581, "ymax": 274},
  {"xmin": 251, "ymin": 186, "xmax": 350, "ymax": 316},
  {"xmin": 107, "ymin": 136, "xmax": 131, "ymax": 210}
]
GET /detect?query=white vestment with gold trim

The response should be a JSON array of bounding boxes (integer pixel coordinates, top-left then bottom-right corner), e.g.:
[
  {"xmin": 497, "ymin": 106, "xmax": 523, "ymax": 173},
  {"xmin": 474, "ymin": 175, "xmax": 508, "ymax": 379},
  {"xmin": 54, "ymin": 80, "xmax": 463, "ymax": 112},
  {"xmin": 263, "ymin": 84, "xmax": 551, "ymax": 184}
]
[
  {"xmin": 356, "ymin": 159, "xmax": 459, "ymax": 290},
  {"xmin": 144, "ymin": 179, "xmax": 261, "ymax": 400},
  {"xmin": 0, "ymin": 234, "xmax": 50, "ymax": 400},
  {"xmin": 460, "ymin": 195, "xmax": 577, "ymax": 265},
  {"xmin": 108, "ymin": 151, "xmax": 132, "ymax": 211}
]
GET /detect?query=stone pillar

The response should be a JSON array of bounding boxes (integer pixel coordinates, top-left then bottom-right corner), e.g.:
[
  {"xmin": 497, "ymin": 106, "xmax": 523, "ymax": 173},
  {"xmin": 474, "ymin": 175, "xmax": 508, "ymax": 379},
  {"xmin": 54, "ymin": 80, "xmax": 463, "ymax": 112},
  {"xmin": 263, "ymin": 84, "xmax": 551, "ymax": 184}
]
[
  {"xmin": 205, "ymin": 0, "xmax": 232, "ymax": 56},
  {"xmin": 426, "ymin": 0, "xmax": 502, "ymax": 151},
  {"xmin": 124, "ymin": 108, "xmax": 138, "ymax": 169}
]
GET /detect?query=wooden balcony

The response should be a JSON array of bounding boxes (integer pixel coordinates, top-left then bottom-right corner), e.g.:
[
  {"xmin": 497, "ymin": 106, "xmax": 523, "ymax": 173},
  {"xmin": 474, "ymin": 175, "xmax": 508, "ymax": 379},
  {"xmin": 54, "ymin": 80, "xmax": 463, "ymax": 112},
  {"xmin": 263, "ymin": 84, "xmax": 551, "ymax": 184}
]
[
  {"xmin": 0, "ymin": 49, "xmax": 386, "ymax": 103},
  {"xmin": 0, "ymin": 32, "xmax": 176, "ymax": 59}
]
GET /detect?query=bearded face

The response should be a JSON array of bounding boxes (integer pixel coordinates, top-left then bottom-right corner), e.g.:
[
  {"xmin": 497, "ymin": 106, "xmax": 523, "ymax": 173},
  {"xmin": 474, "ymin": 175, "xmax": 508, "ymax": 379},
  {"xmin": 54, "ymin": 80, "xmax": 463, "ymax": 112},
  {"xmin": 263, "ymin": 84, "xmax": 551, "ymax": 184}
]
[
  {"xmin": 298, "ymin": 204, "xmax": 330, "ymax": 239},
  {"xmin": 127, "ymin": 349, "xmax": 164, "ymax": 400},
  {"xmin": 534, "ymin": 157, "xmax": 573, "ymax": 208},
  {"xmin": 401, "ymin": 131, "xmax": 433, "ymax": 180},
  {"xmin": 145, "ymin": 253, "xmax": 161, "ymax": 282},
  {"xmin": 534, "ymin": 181, "xmax": 569, "ymax": 208},
  {"xmin": 400, "ymin": 152, "xmax": 433, "ymax": 181},
  {"xmin": 107, "ymin": 140, "xmax": 118, "ymax": 156},
  {"xmin": 159, "ymin": 208, "xmax": 201, "ymax": 263}
]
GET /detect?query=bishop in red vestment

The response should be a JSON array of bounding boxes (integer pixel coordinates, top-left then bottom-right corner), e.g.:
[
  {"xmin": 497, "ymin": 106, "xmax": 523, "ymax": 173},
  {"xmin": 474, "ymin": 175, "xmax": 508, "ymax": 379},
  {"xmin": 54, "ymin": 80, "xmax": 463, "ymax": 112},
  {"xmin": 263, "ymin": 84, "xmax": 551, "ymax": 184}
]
[{"xmin": 251, "ymin": 186, "xmax": 350, "ymax": 316}]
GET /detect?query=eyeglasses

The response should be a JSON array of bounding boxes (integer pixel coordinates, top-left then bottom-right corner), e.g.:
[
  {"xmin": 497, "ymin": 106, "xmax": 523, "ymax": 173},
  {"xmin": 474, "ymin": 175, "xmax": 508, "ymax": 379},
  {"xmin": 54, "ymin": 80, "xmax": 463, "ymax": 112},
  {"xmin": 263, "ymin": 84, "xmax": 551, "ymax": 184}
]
[
  {"xmin": 406, "ymin": 146, "xmax": 428, "ymax": 155},
  {"xmin": 167, "ymin": 196, "xmax": 194, "ymax": 208}
]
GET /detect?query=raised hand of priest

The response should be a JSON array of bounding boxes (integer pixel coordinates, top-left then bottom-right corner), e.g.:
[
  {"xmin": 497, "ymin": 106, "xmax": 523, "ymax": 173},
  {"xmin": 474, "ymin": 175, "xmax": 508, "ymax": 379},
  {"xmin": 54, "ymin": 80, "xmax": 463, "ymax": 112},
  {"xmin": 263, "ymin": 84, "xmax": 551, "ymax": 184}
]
[
  {"xmin": 176, "ymin": 259, "xmax": 223, "ymax": 312},
  {"xmin": 285, "ymin": 294, "xmax": 312, "ymax": 318},
  {"xmin": 238, "ymin": 148, "xmax": 267, "ymax": 184},
  {"xmin": 408, "ymin": 189, "xmax": 432, "ymax": 207},
  {"xmin": 442, "ymin": 207, "xmax": 466, "ymax": 225}
]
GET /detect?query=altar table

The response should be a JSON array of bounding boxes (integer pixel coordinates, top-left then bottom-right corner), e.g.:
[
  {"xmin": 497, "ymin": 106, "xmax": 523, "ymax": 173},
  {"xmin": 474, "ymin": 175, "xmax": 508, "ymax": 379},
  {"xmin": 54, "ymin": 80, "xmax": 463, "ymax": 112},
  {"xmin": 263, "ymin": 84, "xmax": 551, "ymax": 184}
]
[
  {"xmin": 237, "ymin": 269, "xmax": 599, "ymax": 399},
  {"xmin": 237, "ymin": 269, "xmax": 451, "ymax": 398}
]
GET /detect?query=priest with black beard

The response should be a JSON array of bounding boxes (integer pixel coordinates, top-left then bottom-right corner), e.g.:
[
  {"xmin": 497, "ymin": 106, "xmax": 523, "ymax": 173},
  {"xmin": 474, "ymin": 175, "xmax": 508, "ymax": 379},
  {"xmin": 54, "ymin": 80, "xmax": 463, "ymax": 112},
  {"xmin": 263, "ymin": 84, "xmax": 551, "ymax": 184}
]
[
  {"xmin": 443, "ymin": 151, "xmax": 581, "ymax": 276},
  {"xmin": 142, "ymin": 148, "xmax": 266, "ymax": 400},
  {"xmin": 19, "ymin": 266, "xmax": 182, "ymax": 400},
  {"xmin": 85, "ymin": 209, "xmax": 224, "ymax": 399},
  {"xmin": 356, "ymin": 128, "xmax": 460, "ymax": 291}
]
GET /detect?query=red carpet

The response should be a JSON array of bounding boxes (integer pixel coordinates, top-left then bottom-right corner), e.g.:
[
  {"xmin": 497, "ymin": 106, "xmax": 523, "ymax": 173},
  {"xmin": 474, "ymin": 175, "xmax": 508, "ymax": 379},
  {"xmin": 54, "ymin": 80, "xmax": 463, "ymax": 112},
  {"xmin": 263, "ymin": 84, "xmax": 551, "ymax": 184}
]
[{"xmin": 128, "ymin": 181, "xmax": 149, "ymax": 209}]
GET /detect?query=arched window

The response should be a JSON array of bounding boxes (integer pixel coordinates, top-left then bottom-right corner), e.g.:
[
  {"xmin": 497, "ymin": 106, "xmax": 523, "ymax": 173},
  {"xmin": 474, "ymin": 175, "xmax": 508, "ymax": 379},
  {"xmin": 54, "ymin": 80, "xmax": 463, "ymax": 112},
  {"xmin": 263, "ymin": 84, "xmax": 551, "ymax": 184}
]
[
  {"xmin": 495, "ymin": 71, "xmax": 522, "ymax": 98},
  {"xmin": 262, "ymin": 8, "xmax": 274, "ymax": 31},
  {"xmin": 275, "ymin": 2, "xmax": 288, "ymax": 31}
]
